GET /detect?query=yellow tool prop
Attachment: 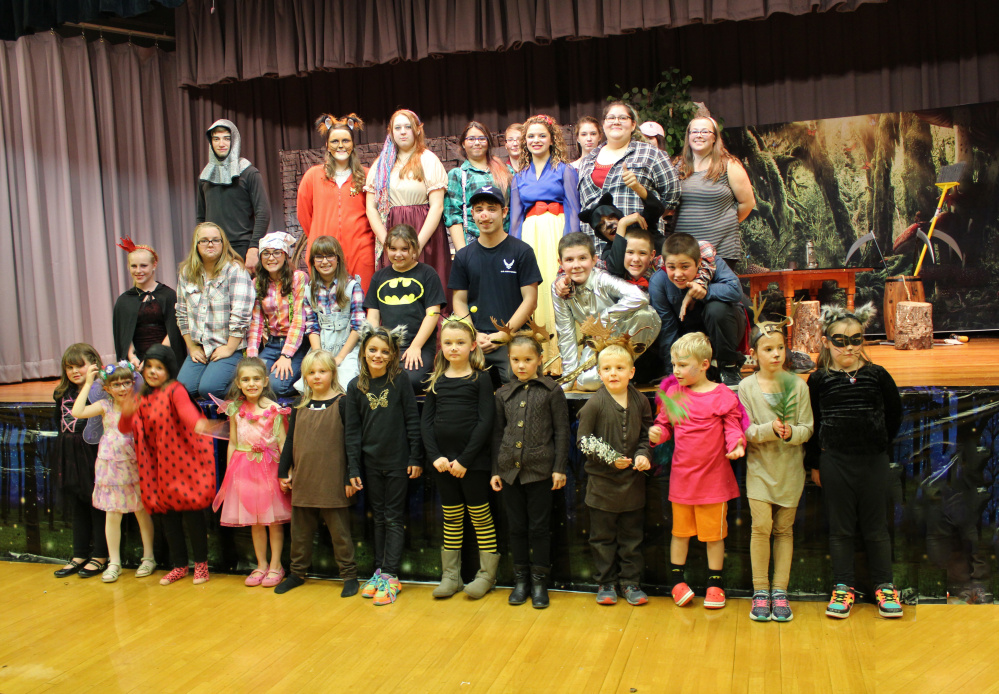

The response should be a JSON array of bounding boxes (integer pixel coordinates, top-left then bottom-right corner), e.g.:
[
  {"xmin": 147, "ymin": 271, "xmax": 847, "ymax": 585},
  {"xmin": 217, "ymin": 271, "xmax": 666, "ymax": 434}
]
[{"xmin": 914, "ymin": 162, "xmax": 965, "ymax": 277}]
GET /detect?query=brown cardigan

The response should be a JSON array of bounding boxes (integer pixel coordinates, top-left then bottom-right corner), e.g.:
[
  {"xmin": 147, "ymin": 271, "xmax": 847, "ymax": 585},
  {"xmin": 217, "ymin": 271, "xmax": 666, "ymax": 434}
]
[{"xmin": 491, "ymin": 376, "xmax": 570, "ymax": 485}]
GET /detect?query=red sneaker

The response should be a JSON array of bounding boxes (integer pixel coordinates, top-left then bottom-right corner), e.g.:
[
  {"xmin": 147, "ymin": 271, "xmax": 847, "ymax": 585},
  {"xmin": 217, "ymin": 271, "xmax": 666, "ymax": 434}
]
[
  {"xmin": 704, "ymin": 586, "xmax": 726, "ymax": 609},
  {"xmin": 671, "ymin": 582, "xmax": 694, "ymax": 606}
]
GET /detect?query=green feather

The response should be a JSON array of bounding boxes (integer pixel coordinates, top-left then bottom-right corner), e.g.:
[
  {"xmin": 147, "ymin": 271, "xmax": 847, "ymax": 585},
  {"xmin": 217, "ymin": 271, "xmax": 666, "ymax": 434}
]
[
  {"xmin": 771, "ymin": 373, "xmax": 798, "ymax": 424},
  {"xmin": 656, "ymin": 389, "xmax": 690, "ymax": 424}
]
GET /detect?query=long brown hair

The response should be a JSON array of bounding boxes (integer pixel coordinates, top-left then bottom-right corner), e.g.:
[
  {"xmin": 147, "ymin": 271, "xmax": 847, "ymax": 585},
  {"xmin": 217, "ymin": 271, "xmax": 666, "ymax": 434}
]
[
  {"xmin": 673, "ymin": 112, "xmax": 735, "ymax": 182},
  {"xmin": 519, "ymin": 115, "xmax": 569, "ymax": 172},
  {"xmin": 54, "ymin": 343, "xmax": 103, "ymax": 399},
  {"xmin": 426, "ymin": 319, "xmax": 486, "ymax": 393},
  {"xmin": 459, "ymin": 121, "xmax": 511, "ymax": 193},
  {"xmin": 224, "ymin": 357, "xmax": 278, "ymax": 406},
  {"xmin": 315, "ymin": 112, "xmax": 366, "ymax": 193},
  {"xmin": 254, "ymin": 249, "xmax": 295, "ymax": 301},
  {"xmin": 178, "ymin": 223, "xmax": 243, "ymax": 288},
  {"xmin": 308, "ymin": 235, "xmax": 350, "ymax": 310},
  {"xmin": 356, "ymin": 326, "xmax": 403, "ymax": 394}
]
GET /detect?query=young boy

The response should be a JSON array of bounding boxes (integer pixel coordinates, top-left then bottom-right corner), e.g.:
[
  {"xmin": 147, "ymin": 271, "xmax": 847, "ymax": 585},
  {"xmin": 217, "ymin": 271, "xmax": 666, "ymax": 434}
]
[
  {"xmin": 450, "ymin": 184, "xmax": 543, "ymax": 386},
  {"xmin": 552, "ymin": 232, "xmax": 661, "ymax": 391},
  {"xmin": 649, "ymin": 332, "xmax": 746, "ymax": 609},
  {"xmin": 649, "ymin": 232, "xmax": 746, "ymax": 387},
  {"xmin": 576, "ymin": 345, "xmax": 654, "ymax": 606}
]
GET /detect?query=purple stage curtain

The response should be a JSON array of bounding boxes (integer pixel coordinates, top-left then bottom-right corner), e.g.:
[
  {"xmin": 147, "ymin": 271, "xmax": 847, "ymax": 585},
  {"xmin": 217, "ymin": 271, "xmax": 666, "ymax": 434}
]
[
  {"xmin": 174, "ymin": 0, "xmax": 886, "ymax": 88},
  {"xmin": 0, "ymin": 34, "xmax": 193, "ymax": 381}
]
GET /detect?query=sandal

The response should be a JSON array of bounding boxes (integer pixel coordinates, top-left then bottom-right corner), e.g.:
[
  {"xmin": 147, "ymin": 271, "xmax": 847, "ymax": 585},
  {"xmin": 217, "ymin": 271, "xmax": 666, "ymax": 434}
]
[
  {"xmin": 102, "ymin": 563, "xmax": 122, "ymax": 583},
  {"xmin": 135, "ymin": 557, "xmax": 157, "ymax": 578},
  {"xmin": 244, "ymin": 569, "xmax": 267, "ymax": 587}
]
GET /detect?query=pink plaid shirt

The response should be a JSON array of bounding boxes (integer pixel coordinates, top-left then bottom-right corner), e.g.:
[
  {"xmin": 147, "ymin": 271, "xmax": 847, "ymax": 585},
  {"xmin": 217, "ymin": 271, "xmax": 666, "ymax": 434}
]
[{"xmin": 247, "ymin": 270, "xmax": 310, "ymax": 358}]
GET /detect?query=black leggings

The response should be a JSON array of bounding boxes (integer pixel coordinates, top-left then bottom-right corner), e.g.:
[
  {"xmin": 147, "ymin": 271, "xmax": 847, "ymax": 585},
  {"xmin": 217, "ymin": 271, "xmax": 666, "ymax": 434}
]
[
  {"xmin": 502, "ymin": 478, "xmax": 552, "ymax": 568},
  {"xmin": 366, "ymin": 470, "xmax": 408, "ymax": 576},
  {"xmin": 161, "ymin": 510, "xmax": 209, "ymax": 569},
  {"xmin": 70, "ymin": 491, "xmax": 107, "ymax": 559},
  {"xmin": 820, "ymin": 450, "xmax": 893, "ymax": 586}
]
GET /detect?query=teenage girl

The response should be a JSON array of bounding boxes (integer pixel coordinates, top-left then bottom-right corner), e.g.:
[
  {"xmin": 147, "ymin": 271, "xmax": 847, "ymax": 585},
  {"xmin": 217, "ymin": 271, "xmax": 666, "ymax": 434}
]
[
  {"xmin": 303, "ymin": 235, "xmax": 364, "ymax": 391},
  {"xmin": 444, "ymin": 120, "xmax": 514, "ymax": 250},
  {"xmin": 571, "ymin": 116, "xmax": 602, "ymax": 169},
  {"xmin": 345, "ymin": 324, "xmax": 423, "ymax": 606},
  {"xmin": 422, "ymin": 318, "xmax": 497, "ymax": 599},
  {"xmin": 737, "ymin": 325, "xmax": 813, "ymax": 622},
  {"xmin": 491, "ymin": 335, "xmax": 569, "ymax": 608},
  {"xmin": 119, "ymin": 344, "xmax": 215, "ymax": 586},
  {"xmin": 509, "ymin": 114, "xmax": 581, "ymax": 372},
  {"xmin": 806, "ymin": 304, "xmax": 904, "ymax": 619},
  {"xmin": 246, "ymin": 231, "xmax": 311, "ymax": 397},
  {"xmin": 212, "ymin": 357, "xmax": 292, "ymax": 588},
  {"xmin": 52, "ymin": 344, "xmax": 108, "ymax": 579},
  {"xmin": 276, "ymin": 350, "xmax": 358, "ymax": 596},
  {"xmin": 363, "ymin": 224, "xmax": 446, "ymax": 392},
  {"xmin": 71, "ymin": 362, "xmax": 156, "ymax": 582}
]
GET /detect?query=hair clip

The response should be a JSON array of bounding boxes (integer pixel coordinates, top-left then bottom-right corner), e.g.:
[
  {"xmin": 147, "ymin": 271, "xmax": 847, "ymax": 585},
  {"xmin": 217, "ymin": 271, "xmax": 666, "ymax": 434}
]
[{"xmin": 98, "ymin": 360, "xmax": 136, "ymax": 382}]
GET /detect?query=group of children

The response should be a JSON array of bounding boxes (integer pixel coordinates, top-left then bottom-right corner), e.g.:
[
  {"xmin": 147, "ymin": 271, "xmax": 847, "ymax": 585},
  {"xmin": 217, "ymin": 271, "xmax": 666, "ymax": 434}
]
[{"xmin": 49, "ymin": 183, "xmax": 905, "ymax": 621}]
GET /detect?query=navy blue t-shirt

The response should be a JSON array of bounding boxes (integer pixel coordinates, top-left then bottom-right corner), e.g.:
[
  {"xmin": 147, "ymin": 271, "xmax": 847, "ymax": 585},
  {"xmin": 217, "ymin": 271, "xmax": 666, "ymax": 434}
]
[{"xmin": 449, "ymin": 235, "xmax": 543, "ymax": 333}]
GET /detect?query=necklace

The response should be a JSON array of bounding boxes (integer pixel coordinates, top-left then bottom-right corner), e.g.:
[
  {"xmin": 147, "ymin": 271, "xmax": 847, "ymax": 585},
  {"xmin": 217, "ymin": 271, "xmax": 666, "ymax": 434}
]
[{"xmin": 841, "ymin": 365, "xmax": 861, "ymax": 384}]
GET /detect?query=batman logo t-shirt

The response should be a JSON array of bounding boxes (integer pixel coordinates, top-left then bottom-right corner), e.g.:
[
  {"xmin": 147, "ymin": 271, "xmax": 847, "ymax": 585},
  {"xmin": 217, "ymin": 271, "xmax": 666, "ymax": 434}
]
[{"xmin": 363, "ymin": 262, "xmax": 446, "ymax": 348}]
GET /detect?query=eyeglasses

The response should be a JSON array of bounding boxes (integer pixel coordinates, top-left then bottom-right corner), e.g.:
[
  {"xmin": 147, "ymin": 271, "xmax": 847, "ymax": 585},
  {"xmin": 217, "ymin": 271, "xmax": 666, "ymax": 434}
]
[
  {"xmin": 689, "ymin": 129, "xmax": 715, "ymax": 136},
  {"xmin": 604, "ymin": 115, "xmax": 632, "ymax": 122},
  {"xmin": 260, "ymin": 250, "xmax": 284, "ymax": 260},
  {"xmin": 829, "ymin": 333, "xmax": 864, "ymax": 348},
  {"xmin": 465, "ymin": 136, "xmax": 489, "ymax": 144},
  {"xmin": 505, "ymin": 138, "xmax": 521, "ymax": 144},
  {"xmin": 313, "ymin": 255, "xmax": 337, "ymax": 265},
  {"xmin": 108, "ymin": 381, "xmax": 132, "ymax": 390},
  {"xmin": 197, "ymin": 238, "xmax": 223, "ymax": 247}
]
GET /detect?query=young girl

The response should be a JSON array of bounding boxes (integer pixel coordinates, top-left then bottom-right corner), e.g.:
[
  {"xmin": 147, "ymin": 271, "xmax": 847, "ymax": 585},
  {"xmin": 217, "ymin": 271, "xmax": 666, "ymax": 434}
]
[
  {"xmin": 509, "ymin": 114, "xmax": 580, "ymax": 371},
  {"xmin": 212, "ymin": 357, "xmax": 292, "ymax": 588},
  {"xmin": 303, "ymin": 235, "xmax": 364, "ymax": 391},
  {"xmin": 490, "ymin": 335, "xmax": 569, "ymax": 608},
  {"xmin": 737, "ymin": 323, "xmax": 813, "ymax": 622},
  {"xmin": 444, "ymin": 121, "xmax": 514, "ymax": 250},
  {"xmin": 119, "ymin": 344, "xmax": 216, "ymax": 586},
  {"xmin": 365, "ymin": 109, "xmax": 450, "ymax": 288},
  {"xmin": 246, "ymin": 231, "xmax": 311, "ymax": 397},
  {"xmin": 806, "ymin": 304, "xmax": 904, "ymax": 620},
  {"xmin": 71, "ymin": 362, "xmax": 156, "ymax": 582},
  {"xmin": 362, "ymin": 224, "xmax": 446, "ymax": 392},
  {"xmin": 52, "ymin": 344, "xmax": 108, "ymax": 579},
  {"xmin": 345, "ymin": 323, "xmax": 423, "ymax": 606},
  {"xmin": 422, "ymin": 318, "xmax": 498, "ymax": 599},
  {"xmin": 276, "ymin": 350, "xmax": 358, "ymax": 596}
]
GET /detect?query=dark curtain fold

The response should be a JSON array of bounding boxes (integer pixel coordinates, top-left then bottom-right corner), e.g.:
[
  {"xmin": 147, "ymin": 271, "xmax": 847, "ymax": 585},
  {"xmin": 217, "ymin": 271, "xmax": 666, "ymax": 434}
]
[
  {"xmin": 175, "ymin": 0, "xmax": 886, "ymax": 88},
  {"xmin": 0, "ymin": 0, "xmax": 185, "ymax": 42}
]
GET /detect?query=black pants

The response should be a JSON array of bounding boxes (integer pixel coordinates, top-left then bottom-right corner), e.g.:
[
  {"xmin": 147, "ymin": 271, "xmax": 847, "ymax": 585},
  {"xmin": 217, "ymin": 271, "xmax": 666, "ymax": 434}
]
[
  {"xmin": 483, "ymin": 346, "xmax": 511, "ymax": 388},
  {"xmin": 161, "ymin": 509, "xmax": 209, "ymax": 569},
  {"xmin": 403, "ymin": 342, "xmax": 437, "ymax": 394},
  {"xmin": 435, "ymin": 468, "xmax": 491, "ymax": 507},
  {"xmin": 290, "ymin": 506, "xmax": 356, "ymax": 579},
  {"xmin": 588, "ymin": 507, "xmax": 645, "ymax": 585},
  {"xmin": 70, "ymin": 491, "xmax": 107, "ymax": 558},
  {"xmin": 503, "ymin": 478, "xmax": 552, "ymax": 568},
  {"xmin": 682, "ymin": 299, "xmax": 746, "ymax": 367},
  {"xmin": 366, "ymin": 469, "xmax": 408, "ymax": 576},
  {"xmin": 821, "ymin": 450, "xmax": 893, "ymax": 586}
]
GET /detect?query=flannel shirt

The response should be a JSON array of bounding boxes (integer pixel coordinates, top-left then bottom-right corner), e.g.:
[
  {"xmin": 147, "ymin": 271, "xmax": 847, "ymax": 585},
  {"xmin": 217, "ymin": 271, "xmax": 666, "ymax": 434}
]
[
  {"xmin": 305, "ymin": 277, "xmax": 366, "ymax": 333},
  {"xmin": 246, "ymin": 270, "xmax": 310, "ymax": 358},
  {"xmin": 175, "ymin": 260, "xmax": 255, "ymax": 357},
  {"xmin": 443, "ymin": 159, "xmax": 513, "ymax": 242},
  {"xmin": 578, "ymin": 141, "xmax": 681, "ymax": 241}
]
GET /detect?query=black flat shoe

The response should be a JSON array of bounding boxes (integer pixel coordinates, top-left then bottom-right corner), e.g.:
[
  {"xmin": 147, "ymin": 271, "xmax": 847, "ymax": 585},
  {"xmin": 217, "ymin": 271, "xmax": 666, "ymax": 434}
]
[
  {"xmin": 78, "ymin": 559, "xmax": 108, "ymax": 579},
  {"xmin": 54, "ymin": 558, "xmax": 88, "ymax": 578}
]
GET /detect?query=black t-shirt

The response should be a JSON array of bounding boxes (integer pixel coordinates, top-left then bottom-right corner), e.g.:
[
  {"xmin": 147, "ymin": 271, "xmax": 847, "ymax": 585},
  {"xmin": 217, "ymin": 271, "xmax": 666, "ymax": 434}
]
[
  {"xmin": 363, "ymin": 262, "xmax": 446, "ymax": 348},
  {"xmin": 449, "ymin": 235, "xmax": 542, "ymax": 334}
]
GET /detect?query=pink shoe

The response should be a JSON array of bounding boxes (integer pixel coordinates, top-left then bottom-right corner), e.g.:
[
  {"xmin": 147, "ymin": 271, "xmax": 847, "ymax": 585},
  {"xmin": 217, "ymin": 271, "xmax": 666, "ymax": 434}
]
[
  {"xmin": 704, "ymin": 586, "xmax": 726, "ymax": 609},
  {"xmin": 159, "ymin": 566, "xmax": 189, "ymax": 585},
  {"xmin": 261, "ymin": 568, "xmax": 285, "ymax": 588},
  {"xmin": 244, "ymin": 569, "xmax": 267, "ymax": 587},
  {"xmin": 671, "ymin": 582, "xmax": 694, "ymax": 606},
  {"xmin": 193, "ymin": 562, "xmax": 210, "ymax": 585}
]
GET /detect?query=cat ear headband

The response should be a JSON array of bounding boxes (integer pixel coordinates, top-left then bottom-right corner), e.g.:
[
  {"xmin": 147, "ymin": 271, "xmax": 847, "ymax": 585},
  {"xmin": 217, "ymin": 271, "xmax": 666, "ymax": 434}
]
[
  {"xmin": 820, "ymin": 302, "xmax": 877, "ymax": 333},
  {"xmin": 316, "ymin": 113, "xmax": 365, "ymax": 139},
  {"xmin": 116, "ymin": 236, "xmax": 158, "ymax": 264},
  {"xmin": 358, "ymin": 320, "xmax": 407, "ymax": 350}
]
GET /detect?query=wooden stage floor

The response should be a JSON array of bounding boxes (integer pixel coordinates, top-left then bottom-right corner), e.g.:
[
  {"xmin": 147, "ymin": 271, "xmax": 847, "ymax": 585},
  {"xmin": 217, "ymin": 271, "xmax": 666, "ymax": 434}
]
[
  {"xmin": 2, "ymin": 562, "xmax": 997, "ymax": 694},
  {"xmin": 3, "ymin": 338, "xmax": 998, "ymax": 402}
]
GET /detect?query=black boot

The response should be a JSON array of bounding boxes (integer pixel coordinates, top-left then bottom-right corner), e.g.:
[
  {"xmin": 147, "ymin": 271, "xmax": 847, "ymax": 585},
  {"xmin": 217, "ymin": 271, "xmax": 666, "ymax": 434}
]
[
  {"xmin": 530, "ymin": 566, "xmax": 550, "ymax": 609},
  {"xmin": 508, "ymin": 565, "xmax": 530, "ymax": 605}
]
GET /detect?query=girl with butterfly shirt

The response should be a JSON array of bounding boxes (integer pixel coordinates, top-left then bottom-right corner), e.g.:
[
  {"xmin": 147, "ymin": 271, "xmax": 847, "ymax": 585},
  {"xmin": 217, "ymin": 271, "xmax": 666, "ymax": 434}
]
[{"xmin": 344, "ymin": 323, "xmax": 423, "ymax": 606}]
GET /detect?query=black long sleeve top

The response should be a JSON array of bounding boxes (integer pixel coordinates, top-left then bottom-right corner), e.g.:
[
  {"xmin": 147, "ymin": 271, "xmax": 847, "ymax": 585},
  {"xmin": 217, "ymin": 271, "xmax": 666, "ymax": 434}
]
[
  {"xmin": 421, "ymin": 371, "xmax": 495, "ymax": 470},
  {"xmin": 344, "ymin": 374, "xmax": 423, "ymax": 479}
]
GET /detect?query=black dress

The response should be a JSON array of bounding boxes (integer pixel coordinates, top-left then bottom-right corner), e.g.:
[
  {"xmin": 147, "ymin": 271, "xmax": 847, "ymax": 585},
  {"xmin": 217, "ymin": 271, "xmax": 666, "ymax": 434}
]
[
  {"xmin": 112, "ymin": 283, "xmax": 185, "ymax": 364},
  {"xmin": 52, "ymin": 385, "xmax": 99, "ymax": 497}
]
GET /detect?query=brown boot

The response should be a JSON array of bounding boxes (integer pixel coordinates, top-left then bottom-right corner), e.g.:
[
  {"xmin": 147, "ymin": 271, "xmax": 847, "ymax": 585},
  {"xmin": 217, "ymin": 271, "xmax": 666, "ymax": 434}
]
[{"xmin": 463, "ymin": 551, "xmax": 500, "ymax": 599}]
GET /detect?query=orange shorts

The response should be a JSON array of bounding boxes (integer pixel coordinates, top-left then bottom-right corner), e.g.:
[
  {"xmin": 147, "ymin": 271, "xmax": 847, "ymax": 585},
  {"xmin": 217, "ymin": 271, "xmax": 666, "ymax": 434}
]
[{"xmin": 671, "ymin": 502, "xmax": 728, "ymax": 542}]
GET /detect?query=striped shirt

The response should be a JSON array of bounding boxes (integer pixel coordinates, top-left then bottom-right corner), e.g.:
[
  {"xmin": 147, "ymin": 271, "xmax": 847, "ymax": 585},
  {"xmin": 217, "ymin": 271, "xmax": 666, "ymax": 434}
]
[
  {"xmin": 674, "ymin": 170, "xmax": 741, "ymax": 260},
  {"xmin": 175, "ymin": 261, "xmax": 256, "ymax": 357},
  {"xmin": 246, "ymin": 270, "xmax": 311, "ymax": 358}
]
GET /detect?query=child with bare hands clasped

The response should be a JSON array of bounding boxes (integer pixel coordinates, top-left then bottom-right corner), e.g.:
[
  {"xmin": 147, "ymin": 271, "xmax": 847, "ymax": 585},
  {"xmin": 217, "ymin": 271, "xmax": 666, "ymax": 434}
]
[{"xmin": 649, "ymin": 332, "xmax": 746, "ymax": 610}]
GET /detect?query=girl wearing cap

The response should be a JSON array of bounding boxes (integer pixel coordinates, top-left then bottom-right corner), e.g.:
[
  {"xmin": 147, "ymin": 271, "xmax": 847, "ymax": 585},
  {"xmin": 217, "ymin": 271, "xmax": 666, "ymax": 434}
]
[
  {"xmin": 365, "ymin": 109, "xmax": 451, "ymax": 301},
  {"xmin": 246, "ymin": 231, "xmax": 314, "ymax": 397},
  {"xmin": 672, "ymin": 110, "xmax": 755, "ymax": 268},
  {"xmin": 509, "ymin": 114, "xmax": 580, "ymax": 372},
  {"xmin": 112, "ymin": 238, "xmax": 185, "ymax": 368},
  {"xmin": 571, "ymin": 116, "xmax": 602, "ymax": 169},
  {"xmin": 297, "ymin": 113, "xmax": 376, "ymax": 293},
  {"xmin": 444, "ymin": 121, "xmax": 513, "ymax": 251},
  {"xmin": 639, "ymin": 121, "xmax": 666, "ymax": 151},
  {"xmin": 176, "ymin": 223, "xmax": 256, "ymax": 400}
]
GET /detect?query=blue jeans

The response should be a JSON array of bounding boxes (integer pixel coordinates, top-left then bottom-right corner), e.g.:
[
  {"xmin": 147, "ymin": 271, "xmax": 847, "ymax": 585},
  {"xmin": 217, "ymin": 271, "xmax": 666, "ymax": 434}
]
[
  {"xmin": 259, "ymin": 337, "xmax": 309, "ymax": 397},
  {"xmin": 178, "ymin": 351, "xmax": 243, "ymax": 400}
]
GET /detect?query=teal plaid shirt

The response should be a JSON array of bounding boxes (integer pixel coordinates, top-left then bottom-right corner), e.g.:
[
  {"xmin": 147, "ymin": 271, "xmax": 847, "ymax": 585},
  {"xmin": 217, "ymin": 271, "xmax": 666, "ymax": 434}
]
[{"xmin": 443, "ymin": 159, "xmax": 514, "ymax": 243}]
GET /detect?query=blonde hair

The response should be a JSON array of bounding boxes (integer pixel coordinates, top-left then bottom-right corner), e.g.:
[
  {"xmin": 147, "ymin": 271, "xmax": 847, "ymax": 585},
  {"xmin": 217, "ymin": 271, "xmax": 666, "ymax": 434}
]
[
  {"xmin": 178, "ymin": 222, "xmax": 243, "ymax": 288},
  {"xmin": 670, "ymin": 332, "xmax": 713, "ymax": 364},
  {"xmin": 426, "ymin": 319, "xmax": 486, "ymax": 393},
  {"xmin": 597, "ymin": 344, "xmax": 635, "ymax": 368},
  {"xmin": 297, "ymin": 350, "xmax": 343, "ymax": 407}
]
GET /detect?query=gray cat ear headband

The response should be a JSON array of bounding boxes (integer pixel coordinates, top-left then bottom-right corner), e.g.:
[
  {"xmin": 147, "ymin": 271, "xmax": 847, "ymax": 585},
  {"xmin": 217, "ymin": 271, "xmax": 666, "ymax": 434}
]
[
  {"xmin": 358, "ymin": 320, "xmax": 407, "ymax": 350},
  {"xmin": 819, "ymin": 302, "xmax": 877, "ymax": 334}
]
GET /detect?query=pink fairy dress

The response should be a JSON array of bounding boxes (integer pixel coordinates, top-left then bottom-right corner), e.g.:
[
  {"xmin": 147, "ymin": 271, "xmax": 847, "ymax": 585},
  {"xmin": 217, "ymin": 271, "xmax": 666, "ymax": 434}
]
[
  {"xmin": 92, "ymin": 399, "xmax": 143, "ymax": 513},
  {"xmin": 213, "ymin": 402, "xmax": 292, "ymax": 526}
]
